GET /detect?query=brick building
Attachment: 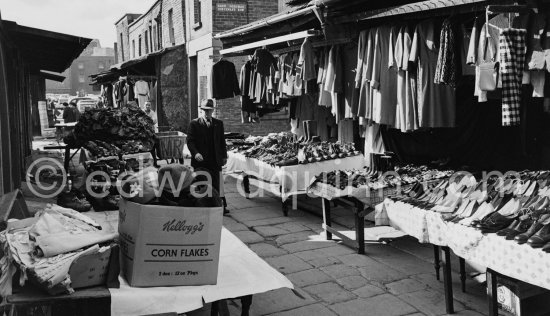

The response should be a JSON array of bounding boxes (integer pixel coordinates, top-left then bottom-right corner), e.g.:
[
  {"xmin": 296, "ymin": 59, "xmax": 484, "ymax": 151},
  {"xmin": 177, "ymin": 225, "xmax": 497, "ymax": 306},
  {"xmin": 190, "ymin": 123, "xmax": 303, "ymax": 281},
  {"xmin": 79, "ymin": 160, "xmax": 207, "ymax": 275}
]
[
  {"xmin": 186, "ymin": 0, "xmax": 289, "ymax": 135},
  {"xmin": 113, "ymin": 0, "xmax": 291, "ymax": 135},
  {"xmin": 46, "ymin": 40, "xmax": 115, "ymax": 96}
]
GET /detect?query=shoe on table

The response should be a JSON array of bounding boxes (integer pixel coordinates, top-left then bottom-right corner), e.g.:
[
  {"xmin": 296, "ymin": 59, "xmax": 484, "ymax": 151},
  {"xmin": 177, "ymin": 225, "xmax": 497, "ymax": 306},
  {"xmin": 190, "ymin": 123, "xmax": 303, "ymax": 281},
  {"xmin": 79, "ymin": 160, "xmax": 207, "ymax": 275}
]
[
  {"xmin": 57, "ymin": 191, "xmax": 92, "ymax": 212},
  {"xmin": 527, "ymin": 222, "xmax": 550, "ymax": 248},
  {"xmin": 514, "ymin": 214, "xmax": 550, "ymax": 244}
]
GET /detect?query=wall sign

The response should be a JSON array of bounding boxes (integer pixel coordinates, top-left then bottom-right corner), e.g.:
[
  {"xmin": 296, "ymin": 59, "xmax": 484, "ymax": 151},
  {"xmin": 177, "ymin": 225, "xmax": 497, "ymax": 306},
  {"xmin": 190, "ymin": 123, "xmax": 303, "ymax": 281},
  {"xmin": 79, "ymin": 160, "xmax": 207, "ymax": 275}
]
[{"xmin": 216, "ymin": 2, "xmax": 246, "ymax": 12}]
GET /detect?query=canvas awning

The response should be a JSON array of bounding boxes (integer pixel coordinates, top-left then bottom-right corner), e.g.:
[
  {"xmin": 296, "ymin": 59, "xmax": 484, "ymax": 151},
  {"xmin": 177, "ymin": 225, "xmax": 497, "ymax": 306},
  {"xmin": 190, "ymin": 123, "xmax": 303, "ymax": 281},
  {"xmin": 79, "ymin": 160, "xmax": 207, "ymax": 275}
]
[{"xmin": 2, "ymin": 21, "xmax": 92, "ymax": 73}]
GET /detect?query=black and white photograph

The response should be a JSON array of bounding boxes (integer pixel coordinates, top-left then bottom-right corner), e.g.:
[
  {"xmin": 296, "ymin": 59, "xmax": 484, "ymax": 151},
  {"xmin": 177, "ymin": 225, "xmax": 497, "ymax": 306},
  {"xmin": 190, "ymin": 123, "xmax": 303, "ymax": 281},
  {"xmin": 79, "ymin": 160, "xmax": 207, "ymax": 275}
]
[{"xmin": 1, "ymin": 0, "xmax": 550, "ymax": 315}]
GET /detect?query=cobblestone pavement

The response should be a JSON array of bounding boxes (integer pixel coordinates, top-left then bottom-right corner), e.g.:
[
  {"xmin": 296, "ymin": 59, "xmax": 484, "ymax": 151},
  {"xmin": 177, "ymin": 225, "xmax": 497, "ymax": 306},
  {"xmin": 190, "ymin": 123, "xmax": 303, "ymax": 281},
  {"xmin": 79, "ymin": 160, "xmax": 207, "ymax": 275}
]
[{"xmin": 189, "ymin": 175, "xmax": 489, "ymax": 316}]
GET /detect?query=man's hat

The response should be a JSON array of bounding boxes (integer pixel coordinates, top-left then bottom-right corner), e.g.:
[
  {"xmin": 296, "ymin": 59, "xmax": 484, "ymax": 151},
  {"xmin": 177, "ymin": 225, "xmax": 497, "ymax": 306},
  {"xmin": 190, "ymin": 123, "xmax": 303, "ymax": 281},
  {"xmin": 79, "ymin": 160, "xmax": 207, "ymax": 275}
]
[{"xmin": 200, "ymin": 99, "xmax": 215, "ymax": 110}]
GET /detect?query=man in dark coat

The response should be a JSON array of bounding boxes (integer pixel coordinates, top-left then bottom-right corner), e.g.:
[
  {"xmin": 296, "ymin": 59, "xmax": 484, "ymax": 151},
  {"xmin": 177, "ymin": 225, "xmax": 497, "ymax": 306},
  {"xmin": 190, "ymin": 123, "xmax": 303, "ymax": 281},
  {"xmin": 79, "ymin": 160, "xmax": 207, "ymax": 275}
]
[{"xmin": 187, "ymin": 99, "xmax": 228, "ymax": 213}]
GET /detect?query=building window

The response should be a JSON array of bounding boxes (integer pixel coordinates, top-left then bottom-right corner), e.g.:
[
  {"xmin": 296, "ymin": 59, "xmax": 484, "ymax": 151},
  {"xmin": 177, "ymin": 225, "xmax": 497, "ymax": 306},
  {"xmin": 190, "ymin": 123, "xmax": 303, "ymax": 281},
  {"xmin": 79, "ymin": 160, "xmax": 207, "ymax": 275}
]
[
  {"xmin": 138, "ymin": 35, "xmax": 142, "ymax": 56},
  {"xmin": 98, "ymin": 63, "xmax": 104, "ymax": 70},
  {"xmin": 152, "ymin": 25, "xmax": 157, "ymax": 51},
  {"xmin": 156, "ymin": 14, "xmax": 163, "ymax": 49},
  {"xmin": 144, "ymin": 30, "xmax": 149, "ymax": 54},
  {"xmin": 194, "ymin": 0, "xmax": 202, "ymax": 28},
  {"xmin": 119, "ymin": 32, "xmax": 125, "ymax": 62},
  {"xmin": 78, "ymin": 75, "xmax": 85, "ymax": 83},
  {"xmin": 149, "ymin": 24, "xmax": 153, "ymax": 52},
  {"xmin": 168, "ymin": 9, "xmax": 175, "ymax": 45},
  {"xmin": 78, "ymin": 63, "xmax": 84, "ymax": 69},
  {"xmin": 132, "ymin": 40, "xmax": 136, "ymax": 58}
]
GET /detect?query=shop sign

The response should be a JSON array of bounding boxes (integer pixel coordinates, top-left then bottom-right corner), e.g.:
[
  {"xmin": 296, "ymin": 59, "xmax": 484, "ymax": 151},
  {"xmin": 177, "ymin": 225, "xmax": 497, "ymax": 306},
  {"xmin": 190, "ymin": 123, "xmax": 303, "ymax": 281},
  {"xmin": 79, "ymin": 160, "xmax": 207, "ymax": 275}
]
[{"xmin": 216, "ymin": 2, "xmax": 246, "ymax": 12}]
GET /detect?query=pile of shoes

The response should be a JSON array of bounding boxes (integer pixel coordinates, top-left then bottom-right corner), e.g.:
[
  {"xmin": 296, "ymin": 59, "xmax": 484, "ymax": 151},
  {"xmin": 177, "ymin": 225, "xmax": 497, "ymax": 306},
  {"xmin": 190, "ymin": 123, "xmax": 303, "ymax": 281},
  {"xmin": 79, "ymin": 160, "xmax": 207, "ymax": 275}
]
[
  {"xmin": 64, "ymin": 104, "xmax": 155, "ymax": 148},
  {"xmin": 311, "ymin": 165, "xmax": 453, "ymax": 191},
  {"xmin": 83, "ymin": 139, "xmax": 154, "ymax": 158},
  {"xmin": 396, "ymin": 170, "xmax": 550, "ymax": 252},
  {"xmin": 57, "ymin": 189, "xmax": 92, "ymax": 212},
  {"xmin": 234, "ymin": 132, "xmax": 360, "ymax": 167}
]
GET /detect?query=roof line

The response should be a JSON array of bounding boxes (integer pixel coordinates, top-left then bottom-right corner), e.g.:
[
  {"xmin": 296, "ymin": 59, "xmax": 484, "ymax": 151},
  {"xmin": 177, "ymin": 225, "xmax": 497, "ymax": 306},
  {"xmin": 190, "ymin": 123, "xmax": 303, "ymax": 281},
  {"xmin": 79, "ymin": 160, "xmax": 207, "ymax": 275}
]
[
  {"xmin": 128, "ymin": 0, "xmax": 163, "ymax": 29},
  {"xmin": 114, "ymin": 13, "xmax": 143, "ymax": 26}
]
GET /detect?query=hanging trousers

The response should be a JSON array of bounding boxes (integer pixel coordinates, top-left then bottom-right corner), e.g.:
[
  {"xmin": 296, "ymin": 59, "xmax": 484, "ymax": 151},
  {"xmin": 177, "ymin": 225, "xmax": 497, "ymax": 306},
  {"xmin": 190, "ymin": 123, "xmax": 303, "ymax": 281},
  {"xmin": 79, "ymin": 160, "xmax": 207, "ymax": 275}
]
[{"xmin": 499, "ymin": 28, "xmax": 526, "ymax": 126}]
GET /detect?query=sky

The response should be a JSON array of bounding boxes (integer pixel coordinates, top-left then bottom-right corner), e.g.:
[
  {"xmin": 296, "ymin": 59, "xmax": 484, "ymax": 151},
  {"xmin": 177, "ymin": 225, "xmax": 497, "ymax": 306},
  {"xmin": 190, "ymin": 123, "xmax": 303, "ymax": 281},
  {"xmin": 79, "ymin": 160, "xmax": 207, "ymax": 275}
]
[{"xmin": 0, "ymin": 0, "xmax": 157, "ymax": 48}]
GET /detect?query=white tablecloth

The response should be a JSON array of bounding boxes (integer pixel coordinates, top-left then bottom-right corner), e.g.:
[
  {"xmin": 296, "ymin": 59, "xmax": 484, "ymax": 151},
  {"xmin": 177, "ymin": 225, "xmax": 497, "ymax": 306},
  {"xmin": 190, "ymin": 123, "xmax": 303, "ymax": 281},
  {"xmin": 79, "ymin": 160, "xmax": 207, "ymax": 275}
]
[
  {"xmin": 85, "ymin": 212, "xmax": 293, "ymax": 316},
  {"xmin": 226, "ymin": 152, "xmax": 365, "ymax": 200},
  {"xmin": 382, "ymin": 199, "xmax": 550, "ymax": 290}
]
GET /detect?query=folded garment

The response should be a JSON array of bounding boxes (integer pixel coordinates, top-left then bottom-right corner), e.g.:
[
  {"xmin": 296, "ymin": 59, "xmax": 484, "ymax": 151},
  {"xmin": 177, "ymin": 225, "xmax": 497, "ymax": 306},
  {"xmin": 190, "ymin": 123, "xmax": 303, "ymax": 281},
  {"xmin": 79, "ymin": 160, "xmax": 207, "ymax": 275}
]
[{"xmin": 35, "ymin": 231, "xmax": 117, "ymax": 258}]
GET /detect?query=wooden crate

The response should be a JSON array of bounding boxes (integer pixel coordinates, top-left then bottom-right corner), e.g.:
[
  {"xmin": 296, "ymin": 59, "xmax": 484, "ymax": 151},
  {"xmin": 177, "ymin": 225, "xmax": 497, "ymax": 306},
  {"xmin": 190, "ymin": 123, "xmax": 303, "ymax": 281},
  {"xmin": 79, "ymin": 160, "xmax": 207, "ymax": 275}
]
[{"xmin": 156, "ymin": 131, "xmax": 187, "ymax": 159}]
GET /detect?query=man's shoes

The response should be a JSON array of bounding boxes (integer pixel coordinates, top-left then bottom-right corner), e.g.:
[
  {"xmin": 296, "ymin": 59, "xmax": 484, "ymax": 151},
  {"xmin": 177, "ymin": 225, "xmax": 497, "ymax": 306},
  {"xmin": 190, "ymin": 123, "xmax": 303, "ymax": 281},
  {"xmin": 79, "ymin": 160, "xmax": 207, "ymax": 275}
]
[
  {"xmin": 57, "ymin": 191, "xmax": 92, "ymax": 212},
  {"xmin": 223, "ymin": 208, "xmax": 230, "ymax": 216}
]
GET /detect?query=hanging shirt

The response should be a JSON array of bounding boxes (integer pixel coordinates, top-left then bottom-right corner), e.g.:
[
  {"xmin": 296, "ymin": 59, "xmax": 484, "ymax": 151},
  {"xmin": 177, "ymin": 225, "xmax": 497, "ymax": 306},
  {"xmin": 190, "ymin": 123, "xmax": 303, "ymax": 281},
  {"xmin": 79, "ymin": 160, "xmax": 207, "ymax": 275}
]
[
  {"xmin": 210, "ymin": 59, "xmax": 241, "ymax": 99},
  {"xmin": 410, "ymin": 19, "xmax": 456, "ymax": 128},
  {"xmin": 134, "ymin": 80, "xmax": 150, "ymax": 109},
  {"xmin": 371, "ymin": 26, "xmax": 398, "ymax": 127},
  {"xmin": 357, "ymin": 29, "xmax": 376, "ymax": 122},
  {"xmin": 434, "ymin": 18, "xmax": 458, "ymax": 87},
  {"xmin": 239, "ymin": 60, "xmax": 256, "ymax": 114},
  {"xmin": 343, "ymin": 42, "xmax": 359, "ymax": 119},
  {"xmin": 297, "ymin": 37, "xmax": 316, "ymax": 82}
]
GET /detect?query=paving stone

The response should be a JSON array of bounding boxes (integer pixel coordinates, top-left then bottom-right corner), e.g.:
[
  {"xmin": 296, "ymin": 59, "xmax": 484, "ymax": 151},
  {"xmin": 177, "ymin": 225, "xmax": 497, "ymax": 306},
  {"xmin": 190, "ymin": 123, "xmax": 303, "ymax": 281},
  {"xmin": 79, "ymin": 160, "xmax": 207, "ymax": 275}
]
[
  {"xmin": 302, "ymin": 282, "xmax": 357, "ymax": 304},
  {"xmin": 319, "ymin": 264, "xmax": 360, "ymax": 279},
  {"xmin": 294, "ymin": 245, "xmax": 356, "ymax": 261},
  {"xmin": 386, "ymin": 278, "xmax": 428, "ymax": 295},
  {"xmin": 286, "ymin": 269, "xmax": 332, "ymax": 288},
  {"xmin": 232, "ymin": 231, "xmax": 264, "ymax": 244},
  {"xmin": 247, "ymin": 287, "xmax": 315, "ymax": 315},
  {"xmin": 242, "ymin": 216, "xmax": 293, "ymax": 227},
  {"xmin": 398, "ymin": 289, "xmax": 465, "ymax": 316},
  {"xmin": 352, "ymin": 284, "xmax": 386, "ymax": 298},
  {"xmin": 281, "ymin": 240, "xmax": 337, "ymax": 253},
  {"xmin": 265, "ymin": 254, "xmax": 313, "ymax": 274},
  {"xmin": 356, "ymin": 259, "xmax": 408, "ymax": 284},
  {"xmin": 223, "ymin": 220, "xmax": 249, "ymax": 232},
  {"xmin": 268, "ymin": 303, "xmax": 337, "ymax": 316},
  {"xmin": 273, "ymin": 222, "xmax": 310, "ymax": 233},
  {"xmin": 336, "ymin": 275, "xmax": 370, "ymax": 290},
  {"xmin": 328, "ymin": 294, "xmax": 417, "ymax": 316},
  {"xmin": 449, "ymin": 310, "xmax": 485, "ymax": 316},
  {"xmin": 230, "ymin": 207, "xmax": 282, "ymax": 222},
  {"xmin": 410, "ymin": 273, "xmax": 445, "ymax": 291},
  {"xmin": 332, "ymin": 215, "xmax": 357, "ymax": 229},
  {"xmin": 254, "ymin": 225, "xmax": 290, "ymax": 237},
  {"xmin": 306, "ymin": 256, "xmax": 341, "ymax": 268},
  {"xmin": 275, "ymin": 232, "xmax": 321, "ymax": 246},
  {"xmin": 339, "ymin": 253, "xmax": 383, "ymax": 267},
  {"xmin": 249, "ymin": 243, "xmax": 288, "ymax": 258},
  {"xmin": 363, "ymin": 244, "xmax": 435, "ymax": 276}
]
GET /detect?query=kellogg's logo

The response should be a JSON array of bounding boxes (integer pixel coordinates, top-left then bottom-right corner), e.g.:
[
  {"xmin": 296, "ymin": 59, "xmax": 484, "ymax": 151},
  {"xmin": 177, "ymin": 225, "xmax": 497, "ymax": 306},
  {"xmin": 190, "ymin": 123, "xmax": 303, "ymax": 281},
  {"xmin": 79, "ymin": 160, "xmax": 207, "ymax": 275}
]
[{"xmin": 162, "ymin": 219, "xmax": 204, "ymax": 234}]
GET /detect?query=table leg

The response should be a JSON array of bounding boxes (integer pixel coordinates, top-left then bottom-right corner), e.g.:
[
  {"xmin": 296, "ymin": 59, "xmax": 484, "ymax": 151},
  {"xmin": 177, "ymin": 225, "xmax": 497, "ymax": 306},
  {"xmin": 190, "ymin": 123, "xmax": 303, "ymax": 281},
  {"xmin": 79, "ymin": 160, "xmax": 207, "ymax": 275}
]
[
  {"xmin": 242, "ymin": 175, "xmax": 250, "ymax": 197},
  {"xmin": 441, "ymin": 246, "xmax": 454, "ymax": 314},
  {"xmin": 433, "ymin": 245, "xmax": 441, "ymax": 281},
  {"xmin": 210, "ymin": 300, "xmax": 230, "ymax": 316},
  {"xmin": 459, "ymin": 257, "xmax": 466, "ymax": 293},
  {"xmin": 282, "ymin": 200, "xmax": 289, "ymax": 216},
  {"xmin": 240, "ymin": 295, "xmax": 253, "ymax": 316},
  {"xmin": 322, "ymin": 198, "xmax": 332, "ymax": 240},
  {"xmin": 487, "ymin": 269, "xmax": 499, "ymax": 316},
  {"xmin": 354, "ymin": 204, "xmax": 365, "ymax": 255},
  {"xmin": 64, "ymin": 147, "xmax": 70, "ymax": 173}
]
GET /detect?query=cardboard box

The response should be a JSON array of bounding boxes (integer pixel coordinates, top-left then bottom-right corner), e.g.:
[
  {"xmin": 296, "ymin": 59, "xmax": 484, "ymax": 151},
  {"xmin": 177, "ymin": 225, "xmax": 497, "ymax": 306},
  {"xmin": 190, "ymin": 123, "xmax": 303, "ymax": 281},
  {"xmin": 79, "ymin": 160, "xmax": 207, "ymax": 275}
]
[
  {"xmin": 497, "ymin": 275, "xmax": 550, "ymax": 316},
  {"xmin": 118, "ymin": 199, "xmax": 223, "ymax": 287}
]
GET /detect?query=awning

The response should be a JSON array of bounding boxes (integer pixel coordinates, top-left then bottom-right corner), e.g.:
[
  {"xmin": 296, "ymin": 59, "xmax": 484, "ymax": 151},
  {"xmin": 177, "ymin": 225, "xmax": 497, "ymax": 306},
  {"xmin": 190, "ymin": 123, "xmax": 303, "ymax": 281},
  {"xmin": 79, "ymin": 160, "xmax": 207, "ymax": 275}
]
[
  {"xmin": 92, "ymin": 44, "xmax": 186, "ymax": 84},
  {"xmin": 3, "ymin": 21, "xmax": 92, "ymax": 73},
  {"xmin": 39, "ymin": 70, "xmax": 65, "ymax": 82}
]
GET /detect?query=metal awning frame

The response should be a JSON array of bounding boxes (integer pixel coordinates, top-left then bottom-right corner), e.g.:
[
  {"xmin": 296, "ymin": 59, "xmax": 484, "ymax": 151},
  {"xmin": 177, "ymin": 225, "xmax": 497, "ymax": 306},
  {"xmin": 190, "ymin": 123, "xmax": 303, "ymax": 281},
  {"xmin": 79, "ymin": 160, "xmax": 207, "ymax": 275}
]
[{"xmin": 219, "ymin": 29, "xmax": 322, "ymax": 55}]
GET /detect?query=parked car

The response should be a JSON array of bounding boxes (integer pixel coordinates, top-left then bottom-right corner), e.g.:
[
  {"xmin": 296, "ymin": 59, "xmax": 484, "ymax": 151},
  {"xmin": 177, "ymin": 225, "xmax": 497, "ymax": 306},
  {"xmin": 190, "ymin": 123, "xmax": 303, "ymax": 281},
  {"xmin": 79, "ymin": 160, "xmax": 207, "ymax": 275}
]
[{"xmin": 68, "ymin": 97, "xmax": 98, "ymax": 112}]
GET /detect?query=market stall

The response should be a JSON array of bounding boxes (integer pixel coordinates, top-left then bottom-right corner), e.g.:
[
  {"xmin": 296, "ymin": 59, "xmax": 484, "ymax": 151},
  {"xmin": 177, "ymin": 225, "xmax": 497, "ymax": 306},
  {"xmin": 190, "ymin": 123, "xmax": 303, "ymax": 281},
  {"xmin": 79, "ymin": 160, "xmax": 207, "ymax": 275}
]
[{"xmin": 225, "ymin": 133, "xmax": 364, "ymax": 214}]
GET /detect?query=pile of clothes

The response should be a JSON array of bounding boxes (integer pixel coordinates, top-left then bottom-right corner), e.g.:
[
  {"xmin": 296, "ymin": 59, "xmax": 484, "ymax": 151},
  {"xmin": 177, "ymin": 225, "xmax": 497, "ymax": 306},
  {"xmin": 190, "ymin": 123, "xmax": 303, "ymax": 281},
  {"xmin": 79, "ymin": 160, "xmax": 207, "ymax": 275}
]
[
  {"xmin": 233, "ymin": 133, "xmax": 359, "ymax": 166},
  {"xmin": 64, "ymin": 104, "xmax": 155, "ymax": 152},
  {"xmin": 0, "ymin": 204, "xmax": 117, "ymax": 295},
  {"xmin": 119, "ymin": 164, "xmax": 222, "ymax": 207}
]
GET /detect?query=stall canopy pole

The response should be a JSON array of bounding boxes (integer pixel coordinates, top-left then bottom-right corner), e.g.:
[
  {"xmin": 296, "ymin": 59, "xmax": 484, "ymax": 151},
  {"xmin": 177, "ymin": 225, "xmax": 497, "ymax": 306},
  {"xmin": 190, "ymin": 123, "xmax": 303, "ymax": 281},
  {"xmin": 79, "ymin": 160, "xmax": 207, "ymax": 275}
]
[{"xmin": 219, "ymin": 29, "xmax": 322, "ymax": 55}]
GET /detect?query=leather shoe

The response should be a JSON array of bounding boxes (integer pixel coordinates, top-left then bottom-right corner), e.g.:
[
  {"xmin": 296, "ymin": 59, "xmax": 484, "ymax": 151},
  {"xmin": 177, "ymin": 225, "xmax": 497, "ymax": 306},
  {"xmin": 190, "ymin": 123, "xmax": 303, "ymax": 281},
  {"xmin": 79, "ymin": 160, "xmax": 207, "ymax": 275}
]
[
  {"xmin": 57, "ymin": 191, "xmax": 92, "ymax": 212},
  {"xmin": 527, "ymin": 222, "xmax": 550, "ymax": 248},
  {"xmin": 477, "ymin": 212, "xmax": 516, "ymax": 234},
  {"xmin": 542, "ymin": 242, "xmax": 550, "ymax": 253},
  {"xmin": 514, "ymin": 214, "xmax": 550, "ymax": 244}
]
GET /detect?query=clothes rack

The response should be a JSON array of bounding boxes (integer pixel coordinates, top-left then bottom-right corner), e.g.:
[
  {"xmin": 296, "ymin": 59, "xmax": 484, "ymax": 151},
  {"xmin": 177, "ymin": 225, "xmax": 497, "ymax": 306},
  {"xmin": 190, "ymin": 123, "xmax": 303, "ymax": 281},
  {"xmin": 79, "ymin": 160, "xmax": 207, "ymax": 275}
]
[{"xmin": 271, "ymin": 37, "xmax": 353, "ymax": 56}]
